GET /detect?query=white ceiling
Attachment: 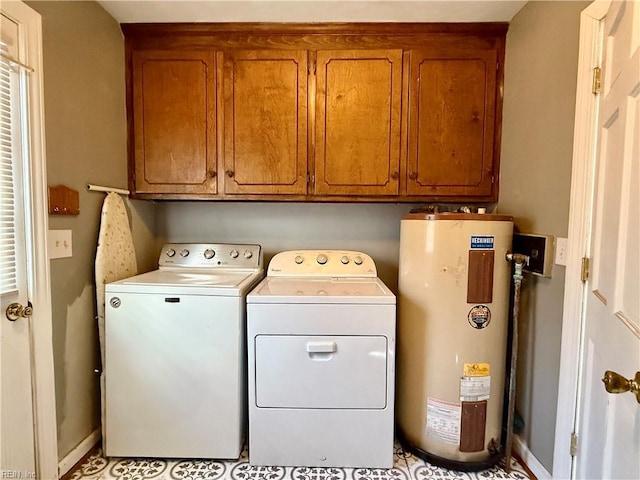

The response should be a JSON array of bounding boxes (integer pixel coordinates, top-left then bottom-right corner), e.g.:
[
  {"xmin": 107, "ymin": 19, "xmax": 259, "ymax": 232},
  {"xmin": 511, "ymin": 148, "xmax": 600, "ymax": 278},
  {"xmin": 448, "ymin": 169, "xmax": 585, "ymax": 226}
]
[{"xmin": 97, "ymin": 0, "xmax": 528, "ymax": 24}]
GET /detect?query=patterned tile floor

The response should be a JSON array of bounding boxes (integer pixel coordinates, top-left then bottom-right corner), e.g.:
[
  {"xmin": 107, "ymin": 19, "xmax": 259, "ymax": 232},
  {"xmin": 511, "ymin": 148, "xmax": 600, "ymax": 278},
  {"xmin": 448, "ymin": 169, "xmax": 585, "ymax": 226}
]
[{"xmin": 68, "ymin": 442, "xmax": 530, "ymax": 480}]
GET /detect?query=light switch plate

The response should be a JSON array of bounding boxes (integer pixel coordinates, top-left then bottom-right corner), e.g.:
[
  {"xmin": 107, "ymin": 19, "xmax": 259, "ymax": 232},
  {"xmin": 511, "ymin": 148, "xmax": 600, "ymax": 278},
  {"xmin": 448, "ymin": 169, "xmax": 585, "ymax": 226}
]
[
  {"xmin": 48, "ymin": 229, "xmax": 72, "ymax": 259},
  {"xmin": 555, "ymin": 237, "xmax": 568, "ymax": 266}
]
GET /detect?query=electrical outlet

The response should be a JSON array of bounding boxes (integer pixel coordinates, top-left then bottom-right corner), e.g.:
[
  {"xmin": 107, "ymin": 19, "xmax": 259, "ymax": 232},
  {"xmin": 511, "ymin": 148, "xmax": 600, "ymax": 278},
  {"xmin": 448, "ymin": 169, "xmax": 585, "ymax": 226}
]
[
  {"xmin": 512, "ymin": 233, "xmax": 555, "ymax": 277},
  {"xmin": 48, "ymin": 230, "xmax": 73, "ymax": 259},
  {"xmin": 555, "ymin": 237, "xmax": 568, "ymax": 266}
]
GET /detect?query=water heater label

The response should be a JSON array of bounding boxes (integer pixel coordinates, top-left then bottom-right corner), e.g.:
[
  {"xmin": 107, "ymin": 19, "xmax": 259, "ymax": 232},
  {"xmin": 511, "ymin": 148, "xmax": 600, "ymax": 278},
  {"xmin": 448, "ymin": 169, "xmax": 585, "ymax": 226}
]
[
  {"xmin": 460, "ymin": 376, "xmax": 491, "ymax": 402},
  {"xmin": 464, "ymin": 363, "xmax": 490, "ymax": 376},
  {"xmin": 426, "ymin": 398, "xmax": 461, "ymax": 446},
  {"xmin": 468, "ymin": 305, "xmax": 491, "ymax": 329},
  {"xmin": 470, "ymin": 235, "xmax": 494, "ymax": 249}
]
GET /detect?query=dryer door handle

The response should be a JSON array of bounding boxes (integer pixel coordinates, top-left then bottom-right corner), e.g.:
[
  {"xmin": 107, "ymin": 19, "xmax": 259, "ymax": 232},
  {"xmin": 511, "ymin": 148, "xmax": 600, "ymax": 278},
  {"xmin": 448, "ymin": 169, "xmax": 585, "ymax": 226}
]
[{"xmin": 306, "ymin": 341, "xmax": 337, "ymax": 354}]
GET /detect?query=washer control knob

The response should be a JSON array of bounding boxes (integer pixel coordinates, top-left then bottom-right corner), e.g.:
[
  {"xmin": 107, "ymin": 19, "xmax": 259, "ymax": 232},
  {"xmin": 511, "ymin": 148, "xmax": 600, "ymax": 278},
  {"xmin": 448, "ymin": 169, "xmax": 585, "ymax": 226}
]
[
  {"xmin": 341, "ymin": 255, "xmax": 350, "ymax": 265},
  {"xmin": 317, "ymin": 254, "xmax": 328, "ymax": 265},
  {"xmin": 243, "ymin": 250, "xmax": 253, "ymax": 259},
  {"xmin": 166, "ymin": 248, "xmax": 176, "ymax": 257},
  {"xmin": 203, "ymin": 248, "xmax": 215, "ymax": 259},
  {"xmin": 294, "ymin": 255, "xmax": 304, "ymax": 264},
  {"xmin": 180, "ymin": 249, "xmax": 190, "ymax": 257},
  {"xmin": 230, "ymin": 249, "xmax": 239, "ymax": 259},
  {"xmin": 354, "ymin": 255, "xmax": 363, "ymax": 265}
]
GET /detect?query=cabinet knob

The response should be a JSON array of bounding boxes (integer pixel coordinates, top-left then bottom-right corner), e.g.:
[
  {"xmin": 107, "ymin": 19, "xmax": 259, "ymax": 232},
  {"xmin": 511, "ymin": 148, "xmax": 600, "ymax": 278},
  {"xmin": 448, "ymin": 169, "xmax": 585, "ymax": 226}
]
[
  {"xmin": 226, "ymin": 170, "xmax": 235, "ymax": 178},
  {"xmin": 390, "ymin": 171, "xmax": 399, "ymax": 180},
  {"xmin": 208, "ymin": 169, "xmax": 217, "ymax": 179},
  {"xmin": 409, "ymin": 172, "xmax": 417, "ymax": 180}
]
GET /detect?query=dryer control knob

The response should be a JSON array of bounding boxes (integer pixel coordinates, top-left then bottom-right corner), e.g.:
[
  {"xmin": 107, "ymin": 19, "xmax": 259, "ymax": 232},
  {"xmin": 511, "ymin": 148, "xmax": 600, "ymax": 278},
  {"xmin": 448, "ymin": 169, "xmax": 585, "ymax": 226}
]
[
  {"xmin": 341, "ymin": 256, "xmax": 350, "ymax": 264},
  {"xmin": 354, "ymin": 256, "xmax": 363, "ymax": 265},
  {"xmin": 180, "ymin": 249, "xmax": 190, "ymax": 257},
  {"xmin": 230, "ymin": 249, "xmax": 239, "ymax": 258},
  {"xmin": 294, "ymin": 255, "xmax": 304, "ymax": 264},
  {"xmin": 166, "ymin": 248, "xmax": 176, "ymax": 257},
  {"xmin": 243, "ymin": 250, "xmax": 253, "ymax": 259},
  {"xmin": 317, "ymin": 254, "xmax": 328, "ymax": 265},
  {"xmin": 203, "ymin": 248, "xmax": 215, "ymax": 259}
]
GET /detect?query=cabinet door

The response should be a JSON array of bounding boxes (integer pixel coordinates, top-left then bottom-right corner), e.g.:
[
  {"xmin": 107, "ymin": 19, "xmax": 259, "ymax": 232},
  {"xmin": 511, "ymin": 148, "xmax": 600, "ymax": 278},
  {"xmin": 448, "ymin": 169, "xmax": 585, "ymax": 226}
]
[
  {"xmin": 407, "ymin": 48, "xmax": 498, "ymax": 198},
  {"xmin": 315, "ymin": 50, "xmax": 403, "ymax": 196},
  {"xmin": 222, "ymin": 50, "xmax": 308, "ymax": 195},
  {"xmin": 132, "ymin": 51, "xmax": 217, "ymax": 195}
]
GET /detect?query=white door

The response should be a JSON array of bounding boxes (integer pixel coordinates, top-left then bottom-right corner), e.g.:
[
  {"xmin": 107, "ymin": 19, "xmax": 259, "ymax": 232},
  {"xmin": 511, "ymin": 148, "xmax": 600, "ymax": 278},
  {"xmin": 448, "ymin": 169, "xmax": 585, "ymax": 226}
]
[
  {"xmin": 575, "ymin": 1, "xmax": 640, "ymax": 478},
  {"xmin": 1, "ymin": 3, "xmax": 57, "ymax": 479},
  {"xmin": 0, "ymin": 10, "xmax": 37, "ymax": 477}
]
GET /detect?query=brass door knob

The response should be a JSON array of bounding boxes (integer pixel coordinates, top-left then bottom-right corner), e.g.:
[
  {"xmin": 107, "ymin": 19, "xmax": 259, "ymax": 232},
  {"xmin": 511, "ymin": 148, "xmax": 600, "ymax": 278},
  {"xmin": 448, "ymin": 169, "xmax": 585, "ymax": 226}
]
[
  {"xmin": 602, "ymin": 370, "xmax": 640, "ymax": 403},
  {"xmin": 5, "ymin": 302, "xmax": 33, "ymax": 321}
]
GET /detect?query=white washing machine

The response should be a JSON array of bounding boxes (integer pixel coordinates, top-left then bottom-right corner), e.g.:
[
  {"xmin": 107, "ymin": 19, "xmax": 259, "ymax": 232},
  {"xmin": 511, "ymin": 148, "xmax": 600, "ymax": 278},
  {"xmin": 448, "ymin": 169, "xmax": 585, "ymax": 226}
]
[
  {"xmin": 246, "ymin": 250, "xmax": 396, "ymax": 468},
  {"xmin": 104, "ymin": 243, "xmax": 263, "ymax": 459}
]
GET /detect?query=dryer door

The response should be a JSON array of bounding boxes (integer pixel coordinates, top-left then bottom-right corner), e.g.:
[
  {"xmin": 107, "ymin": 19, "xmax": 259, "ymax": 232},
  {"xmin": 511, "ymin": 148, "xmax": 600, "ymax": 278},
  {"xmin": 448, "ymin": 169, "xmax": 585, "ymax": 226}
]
[{"xmin": 255, "ymin": 334, "xmax": 388, "ymax": 409}]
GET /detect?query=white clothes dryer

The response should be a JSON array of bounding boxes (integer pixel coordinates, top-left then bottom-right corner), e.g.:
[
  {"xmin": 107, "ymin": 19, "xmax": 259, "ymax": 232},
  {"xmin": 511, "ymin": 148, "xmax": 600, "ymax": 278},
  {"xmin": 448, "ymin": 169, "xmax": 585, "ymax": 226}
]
[
  {"xmin": 247, "ymin": 250, "xmax": 396, "ymax": 468},
  {"xmin": 105, "ymin": 243, "xmax": 263, "ymax": 459}
]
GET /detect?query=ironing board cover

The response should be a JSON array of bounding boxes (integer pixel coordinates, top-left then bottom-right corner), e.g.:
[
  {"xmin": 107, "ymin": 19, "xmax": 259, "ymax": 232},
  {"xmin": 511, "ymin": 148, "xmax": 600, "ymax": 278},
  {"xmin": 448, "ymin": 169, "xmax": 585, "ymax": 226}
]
[{"xmin": 95, "ymin": 192, "xmax": 137, "ymax": 448}]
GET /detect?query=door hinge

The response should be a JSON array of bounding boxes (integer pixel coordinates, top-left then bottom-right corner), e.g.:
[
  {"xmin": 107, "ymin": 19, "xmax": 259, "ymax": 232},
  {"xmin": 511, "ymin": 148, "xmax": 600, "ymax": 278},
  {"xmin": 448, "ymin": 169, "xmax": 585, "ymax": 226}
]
[
  {"xmin": 570, "ymin": 432, "xmax": 578, "ymax": 457},
  {"xmin": 581, "ymin": 257, "xmax": 589, "ymax": 282},
  {"xmin": 592, "ymin": 67, "xmax": 602, "ymax": 95}
]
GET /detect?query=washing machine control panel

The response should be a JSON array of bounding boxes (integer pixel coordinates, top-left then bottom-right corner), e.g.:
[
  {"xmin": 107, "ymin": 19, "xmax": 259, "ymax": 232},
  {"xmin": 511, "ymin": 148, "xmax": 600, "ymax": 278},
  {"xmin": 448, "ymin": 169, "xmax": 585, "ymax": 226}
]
[
  {"xmin": 267, "ymin": 250, "xmax": 377, "ymax": 277},
  {"xmin": 159, "ymin": 243, "xmax": 262, "ymax": 269}
]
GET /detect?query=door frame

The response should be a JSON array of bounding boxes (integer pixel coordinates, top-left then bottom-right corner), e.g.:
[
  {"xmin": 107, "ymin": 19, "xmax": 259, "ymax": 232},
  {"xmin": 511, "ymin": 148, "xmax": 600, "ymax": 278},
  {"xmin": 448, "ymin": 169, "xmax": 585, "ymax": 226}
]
[
  {"xmin": 552, "ymin": 2, "xmax": 609, "ymax": 479},
  {"xmin": 1, "ymin": 2, "xmax": 58, "ymax": 478}
]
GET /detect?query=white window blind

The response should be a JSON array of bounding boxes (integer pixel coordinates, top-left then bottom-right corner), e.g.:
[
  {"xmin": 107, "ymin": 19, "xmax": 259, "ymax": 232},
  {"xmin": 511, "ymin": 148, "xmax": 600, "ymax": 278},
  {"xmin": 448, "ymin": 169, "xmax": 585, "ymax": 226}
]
[{"xmin": 0, "ymin": 38, "xmax": 23, "ymax": 296}]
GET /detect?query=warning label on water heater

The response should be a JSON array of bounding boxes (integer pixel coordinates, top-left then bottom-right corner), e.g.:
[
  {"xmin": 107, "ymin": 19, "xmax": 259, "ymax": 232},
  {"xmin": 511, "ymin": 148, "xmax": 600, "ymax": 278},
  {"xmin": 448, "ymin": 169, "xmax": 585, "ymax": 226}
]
[{"xmin": 426, "ymin": 397, "xmax": 461, "ymax": 445}]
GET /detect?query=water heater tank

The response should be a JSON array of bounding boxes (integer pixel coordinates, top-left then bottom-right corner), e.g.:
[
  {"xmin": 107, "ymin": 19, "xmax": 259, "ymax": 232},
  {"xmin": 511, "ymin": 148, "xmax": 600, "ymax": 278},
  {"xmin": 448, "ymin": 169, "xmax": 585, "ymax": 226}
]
[{"xmin": 397, "ymin": 212, "xmax": 513, "ymax": 470}]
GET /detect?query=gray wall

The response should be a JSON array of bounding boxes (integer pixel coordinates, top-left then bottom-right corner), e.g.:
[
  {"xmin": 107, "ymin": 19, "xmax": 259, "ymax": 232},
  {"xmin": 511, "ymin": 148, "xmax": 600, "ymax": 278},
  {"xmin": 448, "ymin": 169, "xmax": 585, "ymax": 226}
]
[
  {"xmin": 27, "ymin": 1, "xmax": 157, "ymax": 460},
  {"xmin": 156, "ymin": 202, "xmax": 423, "ymax": 292},
  {"xmin": 498, "ymin": 0, "xmax": 589, "ymax": 472}
]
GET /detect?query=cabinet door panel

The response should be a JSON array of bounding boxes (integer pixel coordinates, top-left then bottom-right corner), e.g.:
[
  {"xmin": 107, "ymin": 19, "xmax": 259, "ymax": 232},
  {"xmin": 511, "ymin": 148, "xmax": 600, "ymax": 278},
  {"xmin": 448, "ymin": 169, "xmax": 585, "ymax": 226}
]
[
  {"xmin": 408, "ymin": 48, "xmax": 497, "ymax": 197},
  {"xmin": 223, "ymin": 50, "xmax": 308, "ymax": 195},
  {"xmin": 133, "ymin": 51, "xmax": 216, "ymax": 194},
  {"xmin": 315, "ymin": 50, "xmax": 403, "ymax": 196}
]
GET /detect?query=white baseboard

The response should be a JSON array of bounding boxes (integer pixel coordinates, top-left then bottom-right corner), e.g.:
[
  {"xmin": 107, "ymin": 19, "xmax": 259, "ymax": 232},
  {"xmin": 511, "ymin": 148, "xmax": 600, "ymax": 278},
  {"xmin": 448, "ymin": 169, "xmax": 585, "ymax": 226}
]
[
  {"xmin": 58, "ymin": 427, "xmax": 101, "ymax": 477},
  {"xmin": 514, "ymin": 434, "xmax": 552, "ymax": 479}
]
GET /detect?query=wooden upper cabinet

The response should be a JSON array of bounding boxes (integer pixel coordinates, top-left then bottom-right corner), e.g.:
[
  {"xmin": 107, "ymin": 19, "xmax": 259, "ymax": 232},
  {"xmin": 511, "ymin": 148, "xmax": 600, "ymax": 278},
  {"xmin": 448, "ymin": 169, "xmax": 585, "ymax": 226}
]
[
  {"xmin": 407, "ymin": 46, "xmax": 499, "ymax": 198},
  {"xmin": 132, "ymin": 50, "xmax": 217, "ymax": 195},
  {"xmin": 314, "ymin": 49, "xmax": 403, "ymax": 196},
  {"xmin": 221, "ymin": 49, "xmax": 308, "ymax": 195},
  {"xmin": 124, "ymin": 24, "xmax": 506, "ymax": 201}
]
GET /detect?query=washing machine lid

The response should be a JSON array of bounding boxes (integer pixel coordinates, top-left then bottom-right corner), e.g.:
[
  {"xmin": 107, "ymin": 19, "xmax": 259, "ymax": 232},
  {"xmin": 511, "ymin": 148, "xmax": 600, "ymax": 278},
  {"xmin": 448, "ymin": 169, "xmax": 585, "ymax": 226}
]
[
  {"xmin": 247, "ymin": 276, "xmax": 395, "ymax": 304},
  {"xmin": 106, "ymin": 269, "xmax": 264, "ymax": 296}
]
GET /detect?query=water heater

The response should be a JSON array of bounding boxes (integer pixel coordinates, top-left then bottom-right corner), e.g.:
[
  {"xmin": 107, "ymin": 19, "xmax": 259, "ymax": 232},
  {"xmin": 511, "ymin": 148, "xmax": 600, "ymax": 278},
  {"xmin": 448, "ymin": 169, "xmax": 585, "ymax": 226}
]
[{"xmin": 397, "ymin": 212, "xmax": 513, "ymax": 470}]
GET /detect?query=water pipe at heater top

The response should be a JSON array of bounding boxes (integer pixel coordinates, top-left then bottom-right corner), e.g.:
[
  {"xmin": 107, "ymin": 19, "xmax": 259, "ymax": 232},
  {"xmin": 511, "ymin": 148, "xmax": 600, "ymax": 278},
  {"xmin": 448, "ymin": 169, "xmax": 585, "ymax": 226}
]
[{"xmin": 505, "ymin": 253, "xmax": 529, "ymax": 287}]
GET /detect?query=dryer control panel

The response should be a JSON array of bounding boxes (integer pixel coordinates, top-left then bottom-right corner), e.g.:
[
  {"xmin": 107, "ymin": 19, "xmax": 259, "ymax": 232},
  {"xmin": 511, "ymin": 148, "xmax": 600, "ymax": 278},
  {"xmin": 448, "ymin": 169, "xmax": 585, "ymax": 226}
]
[
  {"xmin": 267, "ymin": 250, "xmax": 377, "ymax": 277},
  {"xmin": 159, "ymin": 243, "xmax": 262, "ymax": 269}
]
